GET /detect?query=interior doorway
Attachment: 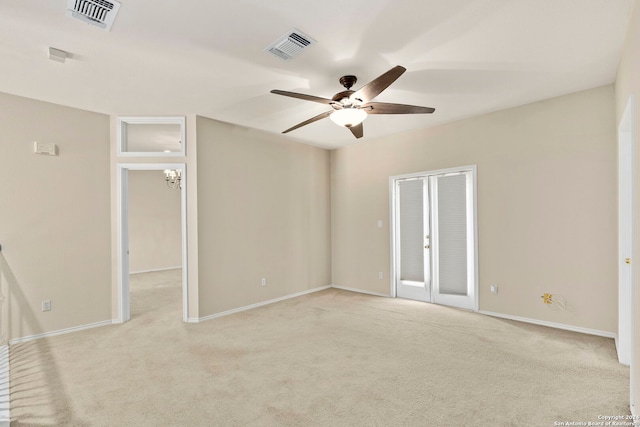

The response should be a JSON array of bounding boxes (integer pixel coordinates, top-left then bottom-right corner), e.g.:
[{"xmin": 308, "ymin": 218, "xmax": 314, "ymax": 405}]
[
  {"xmin": 117, "ymin": 163, "xmax": 188, "ymax": 323},
  {"xmin": 390, "ymin": 166, "xmax": 478, "ymax": 311},
  {"xmin": 128, "ymin": 169, "xmax": 183, "ymax": 319}
]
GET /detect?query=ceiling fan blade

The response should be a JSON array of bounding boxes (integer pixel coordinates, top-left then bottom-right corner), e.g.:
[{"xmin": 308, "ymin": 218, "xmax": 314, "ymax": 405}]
[
  {"xmin": 349, "ymin": 123, "xmax": 363, "ymax": 139},
  {"xmin": 271, "ymin": 90, "xmax": 334, "ymax": 105},
  {"xmin": 362, "ymin": 102, "xmax": 435, "ymax": 114},
  {"xmin": 282, "ymin": 111, "xmax": 333, "ymax": 134},
  {"xmin": 351, "ymin": 65, "xmax": 407, "ymax": 103}
]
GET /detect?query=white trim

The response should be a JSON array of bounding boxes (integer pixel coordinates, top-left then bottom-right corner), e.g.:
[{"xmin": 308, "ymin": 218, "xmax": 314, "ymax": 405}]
[
  {"xmin": 116, "ymin": 163, "xmax": 189, "ymax": 324},
  {"xmin": 194, "ymin": 285, "xmax": 332, "ymax": 323},
  {"xmin": 0, "ymin": 344, "xmax": 8, "ymax": 426},
  {"xmin": 618, "ymin": 94, "xmax": 635, "ymax": 366},
  {"xmin": 389, "ymin": 177, "xmax": 398, "ymax": 298},
  {"xmin": 331, "ymin": 284, "xmax": 390, "ymax": 298},
  {"xmin": 8, "ymin": 320, "xmax": 113, "ymax": 345},
  {"xmin": 116, "ymin": 165, "xmax": 133, "ymax": 323},
  {"xmin": 117, "ymin": 116, "xmax": 186, "ymax": 157},
  {"xmin": 618, "ymin": 96, "xmax": 635, "ymax": 420},
  {"xmin": 129, "ymin": 266, "xmax": 182, "ymax": 275},
  {"xmin": 478, "ymin": 310, "xmax": 615, "ymax": 339},
  {"xmin": 471, "ymin": 167, "xmax": 479, "ymax": 312}
]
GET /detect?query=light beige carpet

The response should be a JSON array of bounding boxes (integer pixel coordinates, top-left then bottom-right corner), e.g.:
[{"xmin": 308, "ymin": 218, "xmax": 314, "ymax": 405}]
[{"xmin": 9, "ymin": 270, "xmax": 629, "ymax": 426}]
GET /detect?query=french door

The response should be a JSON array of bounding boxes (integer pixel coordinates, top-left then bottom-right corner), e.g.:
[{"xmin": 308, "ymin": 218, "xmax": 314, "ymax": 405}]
[{"xmin": 391, "ymin": 166, "xmax": 477, "ymax": 311}]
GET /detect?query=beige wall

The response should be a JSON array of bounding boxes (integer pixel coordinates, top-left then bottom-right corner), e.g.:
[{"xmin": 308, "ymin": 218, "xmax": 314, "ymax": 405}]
[
  {"xmin": 0, "ymin": 92, "xmax": 111, "ymax": 340},
  {"xmin": 195, "ymin": 117, "xmax": 331, "ymax": 316},
  {"xmin": 615, "ymin": 0, "xmax": 640, "ymax": 413},
  {"xmin": 128, "ymin": 170, "xmax": 182, "ymax": 273},
  {"xmin": 331, "ymin": 84, "xmax": 617, "ymax": 332}
]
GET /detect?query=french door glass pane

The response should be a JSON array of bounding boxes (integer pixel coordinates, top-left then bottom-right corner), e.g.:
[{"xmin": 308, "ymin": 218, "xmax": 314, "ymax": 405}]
[
  {"xmin": 437, "ymin": 174, "xmax": 468, "ymax": 296},
  {"xmin": 399, "ymin": 180, "xmax": 424, "ymax": 282}
]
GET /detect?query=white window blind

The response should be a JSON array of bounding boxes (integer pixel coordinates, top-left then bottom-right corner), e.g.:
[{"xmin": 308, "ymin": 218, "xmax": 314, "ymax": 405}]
[
  {"xmin": 436, "ymin": 174, "xmax": 468, "ymax": 296},
  {"xmin": 398, "ymin": 180, "xmax": 424, "ymax": 282}
]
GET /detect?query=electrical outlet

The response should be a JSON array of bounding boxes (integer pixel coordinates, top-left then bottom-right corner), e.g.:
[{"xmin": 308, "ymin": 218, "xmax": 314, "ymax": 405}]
[
  {"xmin": 42, "ymin": 300, "xmax": 52, "ymax": 312},
  {"xmin": 378, "ymin": 272, "xmax": 383, "ymax": 280},
  {"xmin": 490, "ymin": 285, "xmax": 498, "ymax": 294},
  {"xmin": 261, "ymin": 278, "xmax": 266, "ymax": 287}
]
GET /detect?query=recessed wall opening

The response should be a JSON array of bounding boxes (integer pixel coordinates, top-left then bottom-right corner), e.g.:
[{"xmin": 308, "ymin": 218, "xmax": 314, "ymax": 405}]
[
  {"xmin": 127, "ymin": 169, "xmax": 183, "ymax": 319},
  {"xmin": 117, "ymin": 163, "xmax": 188, "ymax": 323}
]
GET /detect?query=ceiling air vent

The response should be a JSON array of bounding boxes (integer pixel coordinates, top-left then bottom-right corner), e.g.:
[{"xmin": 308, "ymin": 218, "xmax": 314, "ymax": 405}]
[
  {"xmin": 265, "ymin": 29, "xmax": 315, "ymax": 61},
  {"xmin": 66, "ymin": 0, "xmax": 121, "ymax": 32}
]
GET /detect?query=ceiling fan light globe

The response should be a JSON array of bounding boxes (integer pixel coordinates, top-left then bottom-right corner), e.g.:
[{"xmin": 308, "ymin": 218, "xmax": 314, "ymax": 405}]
[{"xmin": 330, "ymin": 108, "xmax": 367, "ymax": 128}]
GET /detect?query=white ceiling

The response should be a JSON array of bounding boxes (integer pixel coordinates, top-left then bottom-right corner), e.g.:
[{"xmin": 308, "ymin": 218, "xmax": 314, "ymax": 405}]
[{"xmin": 0, "ymin": 0, "xmax": 633, "ymax": 149}]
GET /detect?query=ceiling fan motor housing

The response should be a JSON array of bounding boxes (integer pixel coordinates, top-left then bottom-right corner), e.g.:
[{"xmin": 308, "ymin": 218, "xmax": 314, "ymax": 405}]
[
  {"xmin": 333, "ymin": 75, "xmax": 360, "ymax": 107},
  {"xmin": 332, "ymin": 90, "xmax": 356, "ymax": 107}
]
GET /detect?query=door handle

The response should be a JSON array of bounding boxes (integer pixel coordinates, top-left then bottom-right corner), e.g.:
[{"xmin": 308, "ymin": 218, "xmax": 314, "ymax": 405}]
[
  {"xmin": 626, "ymin": 258, "xmax": 631, "ymax": 265},
  {"xmin": 425, "ymin": 245, "xmax": 430, "ymax": 249}
]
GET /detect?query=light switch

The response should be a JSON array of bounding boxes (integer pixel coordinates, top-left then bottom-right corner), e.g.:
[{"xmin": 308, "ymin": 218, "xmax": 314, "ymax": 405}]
[
  {"xmin": 377, "ymin": 220, "xmax": 383, "ymax": 228},
  {"xmin": 33, "ymin": 141, "xmax": 58, "ymax": 156}
]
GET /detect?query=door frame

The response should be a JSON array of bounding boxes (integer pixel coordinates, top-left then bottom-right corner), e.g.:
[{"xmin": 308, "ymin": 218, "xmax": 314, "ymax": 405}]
[
  {"xmin": 618, "ymin": 95, "xmax": 635, "ymax": 420},
  {"xmin": 389, "ymin": 165, "xmax": 478, "ymax": 311},
  {"xmin": 618, "ymin": 95, "xmax": 634, "ymax": 366},
  {"xmin": 116, "ymin": 163, "xmax": 189, "ymax": 323}
]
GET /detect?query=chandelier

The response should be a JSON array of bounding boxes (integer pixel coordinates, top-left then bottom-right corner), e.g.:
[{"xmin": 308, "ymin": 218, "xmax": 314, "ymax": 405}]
[{"xmin": 163, "ymin": 169, "xmax": 182, "ymax": 190}]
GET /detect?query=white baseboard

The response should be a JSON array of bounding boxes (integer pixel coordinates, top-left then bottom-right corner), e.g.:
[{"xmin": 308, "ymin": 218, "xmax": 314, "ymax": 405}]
[
  {"xmin": 0, "ymin": 344, "xmax": 8, "ymax": 426},
  {"xmin": 478, "ymin": 310, "xmax": 616, "ymax": 339},
  {"xmin": 8, "ymin": 320, "xmax": 113, "ymax": 345},
  {"xmin": 195, "ymin": 285, "xmax": 332, "ymax": 323},
  {"xmin": 129, "ymin": 266, "xmax": 181, "ymax": 275},
  {"xmin": 331, "ymin": 284, "xmax": 390, "ymax": 298}
]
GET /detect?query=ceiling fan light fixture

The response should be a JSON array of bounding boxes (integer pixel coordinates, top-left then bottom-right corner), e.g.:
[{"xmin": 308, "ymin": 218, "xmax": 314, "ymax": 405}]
[
  {"xmin": 330, "ymin": 108, "xmax": 367, "ymax": 128},
  {"xmin": 271, "ymin": 66, "xmax": 434, "ymax": 139}
]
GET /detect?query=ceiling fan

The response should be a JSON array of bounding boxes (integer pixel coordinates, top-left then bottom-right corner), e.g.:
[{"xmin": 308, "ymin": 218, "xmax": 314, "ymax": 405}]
[{"xmin": 270, "ymin": 65, "xmax": 435, "ymax": 139}]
